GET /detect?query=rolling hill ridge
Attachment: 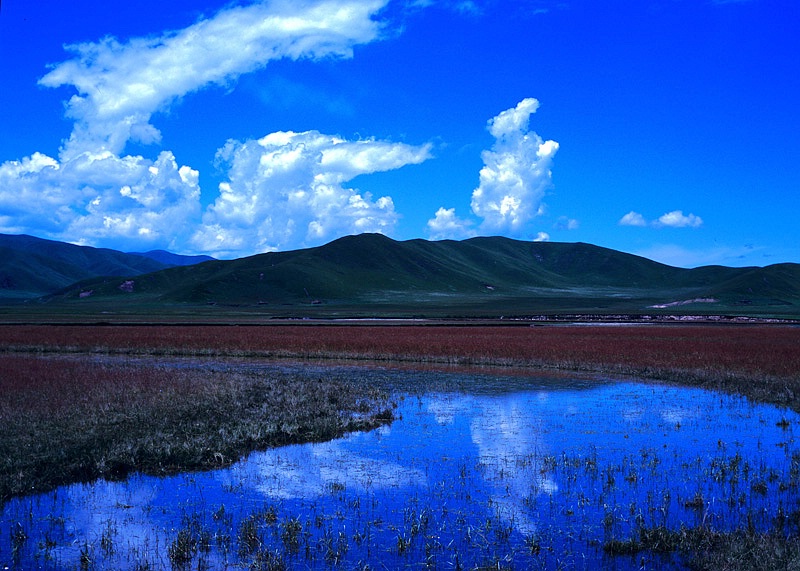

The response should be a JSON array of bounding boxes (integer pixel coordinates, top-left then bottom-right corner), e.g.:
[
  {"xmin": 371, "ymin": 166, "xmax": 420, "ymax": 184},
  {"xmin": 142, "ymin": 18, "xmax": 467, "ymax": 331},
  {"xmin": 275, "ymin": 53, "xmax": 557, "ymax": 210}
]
[
  {"xmin": 26, "ymin": 233, "xmax": 800, "ymax": 318},
  {"xmin": 0, "ymin": 234, "xmax": 210, "ymax": 299}
]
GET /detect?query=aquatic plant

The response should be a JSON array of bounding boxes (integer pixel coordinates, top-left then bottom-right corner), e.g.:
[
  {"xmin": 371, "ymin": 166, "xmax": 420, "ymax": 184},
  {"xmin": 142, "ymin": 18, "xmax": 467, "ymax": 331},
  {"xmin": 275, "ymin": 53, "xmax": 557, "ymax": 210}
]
[
  {"xmin": 9, "ymin": 522, "xmax": 26, "ymax": 563},
  {"xmin": 168, "ymin": 527, "xmax": 197, "ymax": 568}
]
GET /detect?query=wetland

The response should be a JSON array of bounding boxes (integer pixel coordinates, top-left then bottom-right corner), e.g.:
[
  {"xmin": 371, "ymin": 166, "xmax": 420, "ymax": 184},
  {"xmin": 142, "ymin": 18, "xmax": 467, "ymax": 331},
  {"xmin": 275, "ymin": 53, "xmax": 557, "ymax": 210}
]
[
  {"xmin": 2, "ymin": 323, "xmax": 800, "ymax": 570},
  {"xmin": 3, "ymin": 358, "xmax": 800, "ymax": 570}
]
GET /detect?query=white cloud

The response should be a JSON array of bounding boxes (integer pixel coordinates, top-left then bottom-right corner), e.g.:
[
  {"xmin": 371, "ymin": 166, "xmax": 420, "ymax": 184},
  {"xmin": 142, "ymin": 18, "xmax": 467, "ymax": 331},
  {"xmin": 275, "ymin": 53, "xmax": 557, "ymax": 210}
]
[
  {"xmin": 193, "ymin": 131, "xmax": 432, "ymax": 257},
  {"xmin": 619, "ymin": 211, "xmax": 647, "ymax": 227},
  {"xmin": 487, "ymin": 98, "xmax": 540, "ymax": 141},
  {"xmin": 533, "ymin": 231, "xmax": 550, "ymax": 242},
  {"xmin": 1, "ymin": 0, "xmax": 400, "ymax": 255},
  {"xmin": 67, "ymin": 151, "xmax": 202, "ymax": 250},
  {"xmin": 470, "ymin": 98, "xmax": 559, "ymax": 233},
  {"xmin": 39, "ymin": 0, "xmax": 389, "ymax": 158},
  {"xmin": 0, "ymin": 149, "xmax": 200, "ymax": 251},
  {"xmin": 0, "ymin": 153, "xmax": 66, "ymax": 234},
  {"xmin": 426, "ymin": 207, "xmax": 476, "ymax": 240},
  {"xmin": 426, "ymin": 98, "xmax": 558, "ymax": 242},
  {"xmin": 655, "ymin": 210, "xmax": 703, "ymax": 228},
  {"xmin": 620, "ymin": 210, "xmax": 703, "ymax": 229}
]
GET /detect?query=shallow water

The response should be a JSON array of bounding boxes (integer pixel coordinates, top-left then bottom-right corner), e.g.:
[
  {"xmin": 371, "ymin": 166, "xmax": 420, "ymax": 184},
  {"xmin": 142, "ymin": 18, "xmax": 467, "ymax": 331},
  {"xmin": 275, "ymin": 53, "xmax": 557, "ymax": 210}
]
[{"xmin": 3, "ymin": 369, "xmax": 800, "ymax": 570}]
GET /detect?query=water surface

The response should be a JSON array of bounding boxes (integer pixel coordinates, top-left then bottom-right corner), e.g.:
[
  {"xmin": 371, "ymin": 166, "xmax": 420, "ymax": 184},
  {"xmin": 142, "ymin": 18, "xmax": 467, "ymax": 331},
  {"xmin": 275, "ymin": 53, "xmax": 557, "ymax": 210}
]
[{"xmin": 3, "ymin": 368, "xmax": 799, "ymax": 570}]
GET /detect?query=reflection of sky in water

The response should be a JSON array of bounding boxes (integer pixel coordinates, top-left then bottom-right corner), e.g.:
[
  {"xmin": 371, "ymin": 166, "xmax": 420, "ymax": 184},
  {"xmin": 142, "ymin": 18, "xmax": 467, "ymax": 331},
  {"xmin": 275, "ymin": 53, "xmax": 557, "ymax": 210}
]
[
  {"xmin": 3, "ymin": 377, "xmax": 800, "ymax": 570},
  {"xmin": 225, "ymin": 432, "xmax": 427, "ymax": 500}
]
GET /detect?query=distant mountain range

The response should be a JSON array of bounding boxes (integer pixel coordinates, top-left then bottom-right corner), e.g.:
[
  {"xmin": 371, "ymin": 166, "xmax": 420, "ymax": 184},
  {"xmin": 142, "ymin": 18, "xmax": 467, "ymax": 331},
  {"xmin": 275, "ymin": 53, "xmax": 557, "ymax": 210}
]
[
  {"xmin": 0, "ymin": 234, "xmax": 213, "ymax": 299},
  {"xmin": 3, "ymin": 232, "xmax": 797, "ymax": 318},
  {"xmin": 128, "ymin": 249, "xmax": 216, "ymax": 268}
]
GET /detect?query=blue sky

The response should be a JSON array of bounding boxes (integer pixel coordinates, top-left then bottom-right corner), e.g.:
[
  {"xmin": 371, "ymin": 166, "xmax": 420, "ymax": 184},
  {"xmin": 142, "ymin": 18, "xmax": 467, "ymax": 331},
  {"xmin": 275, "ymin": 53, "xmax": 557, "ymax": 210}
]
[{"xmin": 1, "ymin": 0, "xmax": 797, "ymax": 266}]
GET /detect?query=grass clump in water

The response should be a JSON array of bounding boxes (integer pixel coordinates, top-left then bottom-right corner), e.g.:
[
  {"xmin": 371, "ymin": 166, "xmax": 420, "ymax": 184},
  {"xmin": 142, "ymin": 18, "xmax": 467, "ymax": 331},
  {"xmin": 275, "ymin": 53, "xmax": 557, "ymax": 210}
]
[
  {"xmin": 604, "ymin": 524, "xmax": 800, "ymax": 570},
  {"xmin": 0, "ymin": 355, "xmax": 395, "ymax": 501}
]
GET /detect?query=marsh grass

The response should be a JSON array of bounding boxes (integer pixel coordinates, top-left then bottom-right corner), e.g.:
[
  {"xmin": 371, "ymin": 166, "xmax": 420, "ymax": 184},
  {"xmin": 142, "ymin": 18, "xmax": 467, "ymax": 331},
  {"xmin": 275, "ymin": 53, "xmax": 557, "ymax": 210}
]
[
  {"xmin": 604, "ymin": 524, "xmax": 800, "ymax": 571},
  {"xmin": 2, "ymin": 324, "xmax": 799, "ymax": 412},
  {"xmin": 0, "ymin": 355, "xmax": 394, "ymax": 501},
  {"xmin": 9, "ymin": 522, "xmax": 26, "ymax": 563}
]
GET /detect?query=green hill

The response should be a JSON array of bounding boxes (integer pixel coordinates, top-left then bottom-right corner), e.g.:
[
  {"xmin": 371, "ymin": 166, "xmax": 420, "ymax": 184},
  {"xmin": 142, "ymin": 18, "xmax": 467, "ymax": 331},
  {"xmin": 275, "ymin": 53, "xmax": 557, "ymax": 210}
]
[
  {"xmin": 33, "ymin": 234, "xmax": 800, "ymax": 319},
  {"xmin": 0, "ymin": 234, "xmax": 168, "ymax": 299}
]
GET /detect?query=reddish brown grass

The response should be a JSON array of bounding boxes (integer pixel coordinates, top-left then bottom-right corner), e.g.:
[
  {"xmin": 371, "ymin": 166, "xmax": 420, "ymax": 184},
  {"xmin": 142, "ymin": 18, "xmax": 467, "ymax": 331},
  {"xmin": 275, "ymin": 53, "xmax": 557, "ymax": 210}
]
[{"xmin": 0, "ymin": 324, "xmax": 797, "ymax": 378}]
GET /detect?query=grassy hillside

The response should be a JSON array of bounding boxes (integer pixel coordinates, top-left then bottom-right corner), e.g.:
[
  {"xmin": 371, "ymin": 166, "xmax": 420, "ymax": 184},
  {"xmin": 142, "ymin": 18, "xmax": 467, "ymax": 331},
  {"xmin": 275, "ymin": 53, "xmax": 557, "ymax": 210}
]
[
  {"xmin": 24, "ymin": 233, "xmax": 799, "ymax": 319},
  {"xmin": 0, "ymin": 234, "xmax": 167, "ymax": 298}
]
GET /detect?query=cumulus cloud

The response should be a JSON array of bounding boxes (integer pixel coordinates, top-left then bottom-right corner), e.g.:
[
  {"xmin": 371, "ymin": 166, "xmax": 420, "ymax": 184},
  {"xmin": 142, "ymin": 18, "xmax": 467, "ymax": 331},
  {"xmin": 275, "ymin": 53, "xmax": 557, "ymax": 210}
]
[
  {"xmin": 193, "ymin": 131, "xmax": 432, "ymax": 256},
  {"xmin": 533, "ymin": 232, "xmax": 550, "ymax": 242},
  {"xmin": 620, "ymin": 210, "xmax": 703, "ymax": 229},
  {"xmin": 0, "ymin": 149, "xmax": 200, "ymax": 251},
  {"xmin": 470, "ymin": 98, "xmax": 558, "ymax": 233},
  {"xmin": 656, "ymin": 210, "xmax": 703, "ymax": 228},
  {"xmin": 426, "ymin": 207, "xmax": 476, "ymax": 241},
  {"xmin": 1, "ymin": 0, "xmax": 402, "ymax": 255},
  {"xmin": 39, "ymin": 0, "xmax": 389, "ymax": 158},
  {"xmin": 619, "ymin": 211, "xmax": 647, "ymax": 227},
  {"xmin": 0, "ymin": 153, "xmax": 66, "ymax": 235},
  {"xmin": 426, "ymin": 98, "xmax": 558, "ymax": 241}
]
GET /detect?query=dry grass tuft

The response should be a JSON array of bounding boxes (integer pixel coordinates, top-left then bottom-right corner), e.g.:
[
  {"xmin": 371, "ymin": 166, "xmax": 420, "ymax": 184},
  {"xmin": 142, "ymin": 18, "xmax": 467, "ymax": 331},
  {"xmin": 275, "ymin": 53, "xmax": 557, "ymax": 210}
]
[{"xmin": 0, "ymin": 355, "xmax": 393, "ymax": 501}]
